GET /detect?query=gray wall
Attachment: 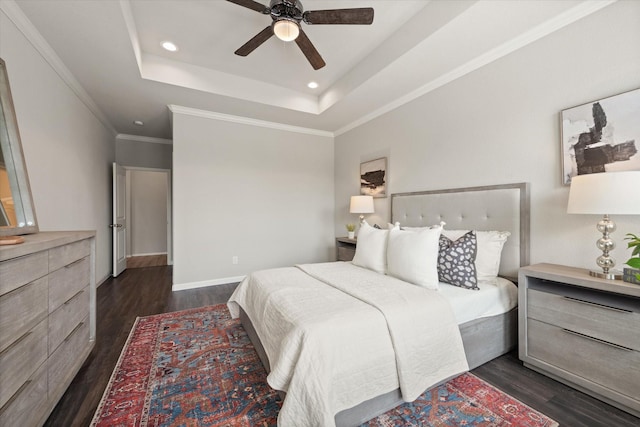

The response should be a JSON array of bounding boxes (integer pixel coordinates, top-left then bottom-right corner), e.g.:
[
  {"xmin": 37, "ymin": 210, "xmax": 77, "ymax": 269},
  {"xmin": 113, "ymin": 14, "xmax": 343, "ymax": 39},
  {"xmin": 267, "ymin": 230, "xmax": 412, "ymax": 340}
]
[
  {"xmin": 128, "ymin": 169, "xmax": 168, "ymax": 256},
  {"xmin": 1, "ymin": 9, "xmax": 115, "ymax": 284},
  {"xmin": 172, "ymin": 112, "xmax": 334, "ymax": 287},
  {"xmin": 335, "ymin": 1, "xmax": 640, "ymax": 272},
  {"xmin": 116, "ymin": 137, "xmax": 172, "ymax": 170}
]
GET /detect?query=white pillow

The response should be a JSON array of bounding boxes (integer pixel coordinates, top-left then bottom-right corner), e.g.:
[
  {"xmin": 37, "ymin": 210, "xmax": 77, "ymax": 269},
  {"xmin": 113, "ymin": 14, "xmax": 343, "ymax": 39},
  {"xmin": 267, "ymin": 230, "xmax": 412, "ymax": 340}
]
[
  {"xmin": 442, "ymin": 229, "xmax": 510, "ymax": 283},
  {"xmin": 352, "ymin": 221, "xmax": 394, "ymax": 273},
  {"xmin": 386, "ymin": 225, "xmax": 443, "ymax": 290}
]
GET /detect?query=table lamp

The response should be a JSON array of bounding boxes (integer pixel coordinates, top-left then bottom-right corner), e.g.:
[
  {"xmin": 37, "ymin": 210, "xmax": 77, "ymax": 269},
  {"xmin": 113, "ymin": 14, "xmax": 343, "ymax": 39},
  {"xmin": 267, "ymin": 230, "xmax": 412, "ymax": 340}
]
[
  {"xmin": 350, "ymin": 195, "xmax": 374, "ymax": 223},
  {"xmin": 567, "ymin": 171, "xmax": 640, "ymax": 279}
]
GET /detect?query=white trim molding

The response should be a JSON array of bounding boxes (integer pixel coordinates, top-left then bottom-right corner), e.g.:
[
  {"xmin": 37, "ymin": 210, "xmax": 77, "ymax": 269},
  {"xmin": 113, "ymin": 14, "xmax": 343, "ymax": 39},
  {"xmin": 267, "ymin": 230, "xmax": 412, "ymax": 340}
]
[
  {"xmin": 116, "ymin": 133, "xmax": 173, "ymax": 145},
  {"xmin": 334, "ymin": 0, "xmax": 617, "ymax": 136},
  {"xmin": 168, "ymin": 105, "xmax": 334, "ymax": 138},
  {"xmin": 0, "ymin": 0, "xmax": 117, "ymax": 136},
  {"xmin": 172, "ymin": 275, "xmax": 245, "ymax": 292},
  {"xmin": 127, "ymin": 252, "xmax": 168, "ymax": 257}
]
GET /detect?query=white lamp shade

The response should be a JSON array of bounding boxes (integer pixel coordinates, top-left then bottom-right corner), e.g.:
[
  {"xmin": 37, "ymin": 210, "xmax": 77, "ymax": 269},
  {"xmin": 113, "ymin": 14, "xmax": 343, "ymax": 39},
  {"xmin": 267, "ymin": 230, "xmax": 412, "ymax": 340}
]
[
  {"xmin": 567, "ymin": 171, "xmax": 640, "ymax": 215},
  {"xmin": 350, "ymin": 195, "xmax": 374, "ymax": 214},
  {"xmin": 273, "ymin": 20, "xmax": 299, "ymax": 42}
]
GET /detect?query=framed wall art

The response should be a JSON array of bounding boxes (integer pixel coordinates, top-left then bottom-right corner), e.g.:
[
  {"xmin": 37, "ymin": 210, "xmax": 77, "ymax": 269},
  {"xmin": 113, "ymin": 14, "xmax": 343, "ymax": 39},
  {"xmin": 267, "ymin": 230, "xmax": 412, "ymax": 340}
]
[
  {"xmin": 561, "ymin": 88, "xmax": 640, "ymax": 185},
  {"xmin": 360, "ymin": 157, "xmax": 386, "ymax": 198}
]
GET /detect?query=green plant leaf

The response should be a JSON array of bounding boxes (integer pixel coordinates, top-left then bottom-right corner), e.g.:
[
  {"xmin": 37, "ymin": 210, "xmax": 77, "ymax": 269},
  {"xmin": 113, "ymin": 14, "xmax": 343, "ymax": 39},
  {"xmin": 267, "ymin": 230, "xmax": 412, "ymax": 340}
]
[
  {"xmin": 626, "ymin": 258, "xmax": 640, "ymax": 269},
  {"xmin": 636, "ymin": 273, "xmax": 640, "ymax": 281}
]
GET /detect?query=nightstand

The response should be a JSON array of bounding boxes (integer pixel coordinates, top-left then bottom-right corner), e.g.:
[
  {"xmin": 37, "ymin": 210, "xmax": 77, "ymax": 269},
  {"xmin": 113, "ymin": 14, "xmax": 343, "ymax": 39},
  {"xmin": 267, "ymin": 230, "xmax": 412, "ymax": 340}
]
[
  {"xmin": 335, "ymin": 237, "xmax": 356, "ymax": 261},
  {"xmin": 519, "ymin": 263, "xmax": 640, "ymax": 417}
]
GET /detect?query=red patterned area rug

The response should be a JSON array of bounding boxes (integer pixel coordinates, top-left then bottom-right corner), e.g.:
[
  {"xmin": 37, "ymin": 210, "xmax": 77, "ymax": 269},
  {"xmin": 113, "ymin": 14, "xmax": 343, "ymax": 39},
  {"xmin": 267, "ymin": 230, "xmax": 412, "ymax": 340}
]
[{"xmin": 91, "ymin": 304, "xmax": 558, "ymax": 427}]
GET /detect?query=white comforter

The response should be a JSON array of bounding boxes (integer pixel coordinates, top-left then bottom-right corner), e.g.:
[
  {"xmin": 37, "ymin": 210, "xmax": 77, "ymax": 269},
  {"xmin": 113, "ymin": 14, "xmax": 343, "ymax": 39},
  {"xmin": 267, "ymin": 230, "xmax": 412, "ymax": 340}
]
[{"xmin": 227, "ymin": 262, "xmax": 468, "ymax": 427}]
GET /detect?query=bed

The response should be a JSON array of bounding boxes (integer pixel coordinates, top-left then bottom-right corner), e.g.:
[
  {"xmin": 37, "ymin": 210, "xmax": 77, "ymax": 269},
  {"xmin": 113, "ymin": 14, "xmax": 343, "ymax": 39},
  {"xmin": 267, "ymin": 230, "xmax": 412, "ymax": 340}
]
[{"xmin": 229, "ymin": 182, "xmax": 530, "ymax": 426}]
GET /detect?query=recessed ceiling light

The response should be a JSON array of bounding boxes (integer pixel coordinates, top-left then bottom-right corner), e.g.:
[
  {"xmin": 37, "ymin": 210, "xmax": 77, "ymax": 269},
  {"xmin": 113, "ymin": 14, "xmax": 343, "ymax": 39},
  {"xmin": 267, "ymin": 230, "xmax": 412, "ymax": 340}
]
[
  {"xmin": 133, "ymin": 120, "xmax": 144, "ymax": 126},
  {"xmin": 161, "ymin": 41, "xmax": 178, "ymax": 52},
  {"xmin": 307, "ymin": 81, "xmax": 319, "ymax": 89}
]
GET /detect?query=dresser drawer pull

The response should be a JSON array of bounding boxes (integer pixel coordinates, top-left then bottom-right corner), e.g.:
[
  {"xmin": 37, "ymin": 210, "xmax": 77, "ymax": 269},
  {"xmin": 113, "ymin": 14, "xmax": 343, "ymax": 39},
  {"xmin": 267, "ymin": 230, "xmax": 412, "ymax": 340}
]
[
  {"xmin": 562, "ymin": 328, "xmax": 633, "ymax": 352},
  {"xmin": 65, "ymin": 322, "xmax": 85, "ymax": 342},
  {"xmin": 0, "ymin": 379, "xmax": 32, "ymax": 415},
  {"xmin": 0, "ymin": 331, "xmax": 32, "ymax": 357},
  {"xmin": 64, "ymin": 258, "xmax": 85, "ymax": 269},
  {"xmin": 63, "ymin": 289, "xmax": 84, "ymax": 306},
  {"xmin": 563, "ymin": 296, "xmax": 631, "ymax": 313}
]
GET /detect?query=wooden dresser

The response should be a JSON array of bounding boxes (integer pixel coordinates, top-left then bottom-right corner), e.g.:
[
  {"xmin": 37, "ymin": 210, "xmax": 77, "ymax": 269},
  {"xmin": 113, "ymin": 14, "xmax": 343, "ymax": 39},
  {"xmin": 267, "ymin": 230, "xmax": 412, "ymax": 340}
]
[
  {"xmin": 0, "ymin": 231, "xmax": 96, "ymax": 426},
  {"xmin": 519, "ymin": 263, "xmax": 640, "ymax": 418}
]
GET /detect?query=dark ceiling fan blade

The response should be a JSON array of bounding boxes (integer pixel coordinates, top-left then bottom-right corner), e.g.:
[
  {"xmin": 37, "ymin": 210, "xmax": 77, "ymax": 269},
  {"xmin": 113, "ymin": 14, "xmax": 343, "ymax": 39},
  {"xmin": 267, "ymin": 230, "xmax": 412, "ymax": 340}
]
[
  {"xmin": 226, "ymin": 0, "xmax": 269, "ymax": 14},
  {"xmin": 303, "ymin": 8, "xmax": 374, "ymax": 25},
  {"xmin": 295, "ymin": 29, "xmax": 325, "ymax": 70},
  {"xmin": 234, "ymin": 26, "xmax": 274, "ymax": 56}
]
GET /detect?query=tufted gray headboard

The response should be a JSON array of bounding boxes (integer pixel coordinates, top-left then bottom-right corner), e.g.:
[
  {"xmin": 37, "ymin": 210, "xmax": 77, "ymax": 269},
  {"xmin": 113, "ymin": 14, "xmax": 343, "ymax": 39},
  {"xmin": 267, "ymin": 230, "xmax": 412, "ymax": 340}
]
[{"xmin": 391, "ymin": 183, "xmax": 530, "ymax": 281}]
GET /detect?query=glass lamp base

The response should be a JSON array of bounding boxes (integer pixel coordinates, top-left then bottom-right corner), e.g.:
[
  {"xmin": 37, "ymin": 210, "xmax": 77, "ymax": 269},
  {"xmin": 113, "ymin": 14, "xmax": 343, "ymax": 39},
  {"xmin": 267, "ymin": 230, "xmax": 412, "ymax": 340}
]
[{"xmin": 589, "ymin": 270, "xmax": 623, "ymax": 280}]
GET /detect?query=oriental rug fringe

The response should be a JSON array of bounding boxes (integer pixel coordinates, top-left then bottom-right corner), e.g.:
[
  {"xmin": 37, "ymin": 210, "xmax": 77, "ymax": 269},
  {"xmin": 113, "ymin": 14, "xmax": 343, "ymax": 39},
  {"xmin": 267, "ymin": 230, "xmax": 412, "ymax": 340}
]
[{"xmin": 91, "ymin": 304, "xmax": 558, "ymax": 427}]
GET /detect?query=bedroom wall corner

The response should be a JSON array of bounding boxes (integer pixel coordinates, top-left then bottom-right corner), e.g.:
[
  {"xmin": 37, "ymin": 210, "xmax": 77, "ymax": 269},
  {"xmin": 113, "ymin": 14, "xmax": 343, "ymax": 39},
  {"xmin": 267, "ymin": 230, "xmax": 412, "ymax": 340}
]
[
  {"xmin": 1, "ymin": 8, "xmax": 115, "ymax": 284},
  {"xmin": 333, "ymin": 1, "xmax": 640, "ymax": 272},
  {"xmin": 171, "ymin": 110, "xmax": 335, "ymax": 289}
]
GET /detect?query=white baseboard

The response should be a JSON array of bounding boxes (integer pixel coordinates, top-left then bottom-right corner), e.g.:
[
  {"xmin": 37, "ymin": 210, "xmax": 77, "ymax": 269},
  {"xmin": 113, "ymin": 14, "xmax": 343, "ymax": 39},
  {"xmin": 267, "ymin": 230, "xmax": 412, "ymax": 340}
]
[
  {"xmin": 128, "ymin": 252, "xmax": 168, "ymax": 257},
  {"xmin": 172, "ymin": 275, "xmax": 245, "ymax": 292}
]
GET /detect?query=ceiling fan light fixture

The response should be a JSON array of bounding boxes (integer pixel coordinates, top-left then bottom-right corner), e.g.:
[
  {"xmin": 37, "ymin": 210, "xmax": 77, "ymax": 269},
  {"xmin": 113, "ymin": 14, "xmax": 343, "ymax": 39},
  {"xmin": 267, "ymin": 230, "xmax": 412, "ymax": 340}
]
[{"xmin": 273, "ymin": 19, "xmax": 299, "ymax": 42}]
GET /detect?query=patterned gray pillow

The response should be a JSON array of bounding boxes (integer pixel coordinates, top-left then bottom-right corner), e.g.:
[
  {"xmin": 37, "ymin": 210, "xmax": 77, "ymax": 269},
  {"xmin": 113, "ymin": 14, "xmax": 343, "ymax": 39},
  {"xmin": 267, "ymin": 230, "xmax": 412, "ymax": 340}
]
[{"xmin": 438, "ymin": 230, "xmax": 478, "ymax": 290}]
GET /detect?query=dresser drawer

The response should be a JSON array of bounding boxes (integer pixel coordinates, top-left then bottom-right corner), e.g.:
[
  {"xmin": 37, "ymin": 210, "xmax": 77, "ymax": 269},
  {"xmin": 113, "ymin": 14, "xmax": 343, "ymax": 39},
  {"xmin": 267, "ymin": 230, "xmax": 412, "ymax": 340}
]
[
  {"xmin": 0, "ymin": 277, "xmax": 48, "ymax": 354},
  {"xmin": 528, "ymin": 318, "xmax": 640, "ymax": 400},
  {"xmin": 49, "ymin": 255, "xmax": 90, "ymax": 312},
  {"xmin": 0, "ymin": 251, "xmax": 48, "ymax": 297},
  {"xmin": 0, "ymin": 362, "xmax": 48, "ymax": 427},
  {"xmin": 49, "ymin": 238, "xmax": 91, "ymax": 272},
  {"xmin": 49, "ymin": 286, "xmax": 90, "ymax": 354},
  {"xmin": 528, "ymin": 288, "xmax": 640, "ymax": 351},
  {"xmin": 48, "ymin": 318, "xmax": 90, "ymax": 400},
  {"xmin": 0, "ymin": 319, "xmax": 48, "ymax": 409}
]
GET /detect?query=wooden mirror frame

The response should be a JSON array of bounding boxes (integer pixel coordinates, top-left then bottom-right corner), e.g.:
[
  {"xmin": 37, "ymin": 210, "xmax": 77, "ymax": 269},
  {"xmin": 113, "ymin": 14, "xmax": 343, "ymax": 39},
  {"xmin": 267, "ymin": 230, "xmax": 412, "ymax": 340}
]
[{"xmin": 0, "ymin": 58, "xmax": 38, "ymax": 236}]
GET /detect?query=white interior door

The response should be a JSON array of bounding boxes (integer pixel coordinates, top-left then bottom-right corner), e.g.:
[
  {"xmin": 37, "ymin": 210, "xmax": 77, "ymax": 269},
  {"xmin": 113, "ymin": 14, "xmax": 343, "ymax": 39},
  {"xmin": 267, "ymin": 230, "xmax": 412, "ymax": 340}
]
[{"xmin": 112, "ymin": 163, "xmax": 127, "ymax": 277}]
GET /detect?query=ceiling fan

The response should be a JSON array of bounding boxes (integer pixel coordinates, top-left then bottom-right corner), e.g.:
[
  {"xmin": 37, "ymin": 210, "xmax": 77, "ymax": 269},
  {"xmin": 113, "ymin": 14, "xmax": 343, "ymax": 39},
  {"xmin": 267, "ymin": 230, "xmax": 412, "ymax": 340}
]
[{"xmin": 227, "ymin": 0, "xmax": 374, "ymax": 70}]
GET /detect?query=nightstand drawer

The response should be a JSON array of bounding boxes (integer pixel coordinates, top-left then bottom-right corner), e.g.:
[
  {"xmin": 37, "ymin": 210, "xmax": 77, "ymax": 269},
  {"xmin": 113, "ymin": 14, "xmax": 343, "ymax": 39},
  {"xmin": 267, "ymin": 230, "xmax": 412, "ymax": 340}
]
[
  {"xmin": 528, "ymin": 288, "xmax": 640, "ymax": 351},
  {"xmin": 528, "ymin": 319, "xmax": 640, "ymax": 400},
  {"xmin": 337, "ymin": 246, "xmax": 356, "ymax": 261}
]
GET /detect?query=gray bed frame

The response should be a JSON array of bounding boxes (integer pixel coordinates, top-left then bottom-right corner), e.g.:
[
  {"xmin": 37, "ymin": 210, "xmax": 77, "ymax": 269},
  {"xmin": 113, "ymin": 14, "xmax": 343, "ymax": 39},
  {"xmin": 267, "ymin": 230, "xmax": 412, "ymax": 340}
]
[{"xmin": 240, "ymin": 182, "xmax": 530, "ymax": 426}]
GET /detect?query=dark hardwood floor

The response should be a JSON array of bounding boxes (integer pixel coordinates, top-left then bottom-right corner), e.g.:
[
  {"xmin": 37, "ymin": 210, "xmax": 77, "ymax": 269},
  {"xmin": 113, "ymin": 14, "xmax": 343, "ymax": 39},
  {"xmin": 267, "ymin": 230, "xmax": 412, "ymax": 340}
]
[
  {"xmin": 45, "ymin": 265, "xmax": 639, "ymax": 427},
  {"xmin": 127, "ymin": 254, "xmax": 167, "ymax": 268}
]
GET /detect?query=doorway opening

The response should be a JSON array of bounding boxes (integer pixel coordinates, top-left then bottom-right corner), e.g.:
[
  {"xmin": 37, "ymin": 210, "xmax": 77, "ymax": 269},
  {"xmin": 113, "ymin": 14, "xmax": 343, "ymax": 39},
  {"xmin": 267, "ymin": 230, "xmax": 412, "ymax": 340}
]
[{"xmin": 125, "ymin": 167, "xmax": 172, "ymax": 270}]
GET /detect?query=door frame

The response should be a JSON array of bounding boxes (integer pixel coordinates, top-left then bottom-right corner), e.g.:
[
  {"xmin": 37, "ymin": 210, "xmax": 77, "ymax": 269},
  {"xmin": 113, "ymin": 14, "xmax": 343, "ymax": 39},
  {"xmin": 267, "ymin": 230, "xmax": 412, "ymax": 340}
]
[
  {"xmin": 124, "ymin": 166, "xmax": 173, "ymax": 265},
  {"xmin": 112, "ymin": 163, "xmax": 127, "ymax": 276}
]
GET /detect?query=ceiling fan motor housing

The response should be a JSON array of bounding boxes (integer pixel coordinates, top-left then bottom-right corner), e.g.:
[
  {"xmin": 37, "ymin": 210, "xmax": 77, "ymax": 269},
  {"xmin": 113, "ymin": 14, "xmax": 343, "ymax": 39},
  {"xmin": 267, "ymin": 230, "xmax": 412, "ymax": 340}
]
[{"xmin": 269, "ymin": 0, "xmax": 303, "ymax": 22}]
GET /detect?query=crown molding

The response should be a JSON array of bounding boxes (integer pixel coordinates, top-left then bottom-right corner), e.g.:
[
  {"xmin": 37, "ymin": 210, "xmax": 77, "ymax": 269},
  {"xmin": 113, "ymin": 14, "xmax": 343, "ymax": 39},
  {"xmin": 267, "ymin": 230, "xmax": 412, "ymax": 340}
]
[
  {"xmin": 0, "ymin": 0, "xmax": 117, "ymax": 136},
  {"xmin": 116, "ymin": 133, "xmax": 172, "ymax": 145},
  {"xmin": 334, "ymin": 0, "xmax": 617, "ymax": 137},
  {"xmin": 119, "ymin": 0, "xmax": 142, "ymax": 75},
  {"xmin": 168, "ymin": 105, "xmax": 334, "ymax": 138}
]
